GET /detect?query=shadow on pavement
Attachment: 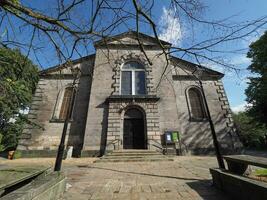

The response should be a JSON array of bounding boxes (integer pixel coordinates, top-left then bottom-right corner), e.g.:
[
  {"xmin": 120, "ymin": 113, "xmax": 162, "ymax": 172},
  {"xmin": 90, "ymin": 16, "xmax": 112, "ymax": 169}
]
[
  {"xmin": 187, "ymin": 180, "xmax": 232, "ymax": 200},
  {"xmin": 81, "ymin": 165, "xmax": 204, "ymax": 181}
]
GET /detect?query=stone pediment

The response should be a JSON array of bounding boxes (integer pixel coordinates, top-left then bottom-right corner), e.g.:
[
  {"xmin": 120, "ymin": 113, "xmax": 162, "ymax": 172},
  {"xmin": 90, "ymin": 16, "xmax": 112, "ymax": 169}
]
[{"xmin": 94, "ymin": 31, "xmax": 171, "ymax": 48}]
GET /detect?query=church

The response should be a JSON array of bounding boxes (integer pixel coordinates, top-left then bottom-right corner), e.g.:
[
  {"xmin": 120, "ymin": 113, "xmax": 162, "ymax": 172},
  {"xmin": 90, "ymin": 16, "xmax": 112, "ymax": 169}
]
[{"xmin": 18, "ymin": 31, "xmax": 241, "ymax": 157}]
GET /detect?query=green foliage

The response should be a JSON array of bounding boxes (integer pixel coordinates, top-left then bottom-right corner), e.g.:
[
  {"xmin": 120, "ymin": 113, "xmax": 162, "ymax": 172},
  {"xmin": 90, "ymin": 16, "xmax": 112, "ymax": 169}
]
[
  {"xmin": 233, "ymin": 112, "xmax": 267, "ymax": 149},
  {"xmin": 0, "ymin": 134, "xmax": 5, "ymax": 152},
  {"xmin": 0, "ymin": 47, "xmax": 39, "ymax": 151},
  {"xmin": 13, "ymin": 150, "xmax": 22, "ymax": 159},
  {"xmin": 255, "ymin": 169, "xmax": 267, "ymax": 176},
  {"xmin": 246, "ymin": 31, "xmax": 267, "ymax": 125}
]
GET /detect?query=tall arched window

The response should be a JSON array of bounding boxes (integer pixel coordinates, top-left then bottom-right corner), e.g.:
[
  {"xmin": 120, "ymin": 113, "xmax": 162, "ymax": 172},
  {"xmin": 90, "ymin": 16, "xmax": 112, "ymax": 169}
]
[
  {"xmin": 59, "ymin": 87, "xmax": 76, "ymax": 120},
  {"xmin": 188, "ymin": 88, "xmax": 206, "ymax": 120},
  {"xmin": 121, "ymin": 61, "xmax": 146, "ymax": 95}
]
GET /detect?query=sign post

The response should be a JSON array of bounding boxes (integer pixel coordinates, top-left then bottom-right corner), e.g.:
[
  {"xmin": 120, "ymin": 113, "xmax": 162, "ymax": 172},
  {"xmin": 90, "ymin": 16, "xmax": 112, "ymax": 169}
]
[{"xmin": 164, "ymin": 131, "xmax": 181, "ymax": 155}]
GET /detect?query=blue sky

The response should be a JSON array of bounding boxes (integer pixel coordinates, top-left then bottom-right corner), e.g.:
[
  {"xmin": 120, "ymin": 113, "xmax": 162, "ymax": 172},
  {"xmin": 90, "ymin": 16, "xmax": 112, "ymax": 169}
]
[
  {"xmin": 3, "ymin": 0, "xmax": 267, "ymax": 112},
  {"xmin": 148, "ymin": 0, "xmax": 266, "ymax": 112},
  {"xmin": 202, "ymin": 0, "xmax": 267, "ymax": 112}
]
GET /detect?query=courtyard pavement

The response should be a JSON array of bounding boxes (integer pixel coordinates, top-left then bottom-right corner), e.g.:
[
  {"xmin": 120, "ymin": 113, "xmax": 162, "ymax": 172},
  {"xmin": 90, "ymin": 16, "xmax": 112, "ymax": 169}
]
[
  {"xmin": 61, "ymin": 156, "xmax": 230, "ymax": 200},
  {"xmin": 0, "ymin": 156, "xmax": 231, "ymax": 200}
]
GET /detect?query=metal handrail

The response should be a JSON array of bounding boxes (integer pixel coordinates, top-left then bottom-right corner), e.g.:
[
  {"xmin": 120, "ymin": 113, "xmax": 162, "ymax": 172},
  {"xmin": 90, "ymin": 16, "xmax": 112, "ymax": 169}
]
[{"xmin": 147, "ymin": 139, "xmax": 164, "ymax": 153}]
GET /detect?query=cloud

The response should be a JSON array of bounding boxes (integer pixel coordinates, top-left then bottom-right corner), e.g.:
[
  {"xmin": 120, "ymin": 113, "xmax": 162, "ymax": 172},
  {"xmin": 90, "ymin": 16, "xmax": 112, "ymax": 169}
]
[
  {"xmin": 231, "ymin": 103, "xmax": 248, "ymax": 113},
  {"xmin": 158, "ymin": 7, "xmax": 182, "ymax": 46},
  {"xmin": 230, "ymin": 55, "xmax": 251, "ymax": 66}
]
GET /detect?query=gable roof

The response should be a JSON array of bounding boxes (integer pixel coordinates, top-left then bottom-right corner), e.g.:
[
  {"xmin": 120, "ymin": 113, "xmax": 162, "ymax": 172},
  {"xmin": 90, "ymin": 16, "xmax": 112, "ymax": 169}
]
[
  {"xmin": 170, "ymin": 55, "xmax": 224, "ymax": 78},
  {"xmin": 94, "ymin": 31, "xmax": 172, "ymax": 48},
  {"xmin": 39, "ymin": 31, "xmax": 223, "ymax": 77}
]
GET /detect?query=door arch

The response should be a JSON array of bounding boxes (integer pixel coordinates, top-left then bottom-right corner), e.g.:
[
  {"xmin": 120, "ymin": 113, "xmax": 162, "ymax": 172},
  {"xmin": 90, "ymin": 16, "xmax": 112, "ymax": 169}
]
[{"xmin": 123, "ymin": 107, "xmax": 147, "ymax": 149}]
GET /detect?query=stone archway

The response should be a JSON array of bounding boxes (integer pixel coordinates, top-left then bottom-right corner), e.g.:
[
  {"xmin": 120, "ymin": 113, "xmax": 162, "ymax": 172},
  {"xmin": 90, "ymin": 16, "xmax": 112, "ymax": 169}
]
[{"xmin": 123, "ymin": 107, "xmax": 147, "ymax": 149}]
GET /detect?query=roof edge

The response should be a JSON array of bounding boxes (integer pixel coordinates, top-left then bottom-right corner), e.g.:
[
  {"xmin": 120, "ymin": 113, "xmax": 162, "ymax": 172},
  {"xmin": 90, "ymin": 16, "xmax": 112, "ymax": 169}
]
[
  {"xmin": 170, "ymin": 55, "xmax": 224, "ymax": 78},
  {"xmin": 39, "ymin": 54, "xmax": 95, "ymax": 75}
]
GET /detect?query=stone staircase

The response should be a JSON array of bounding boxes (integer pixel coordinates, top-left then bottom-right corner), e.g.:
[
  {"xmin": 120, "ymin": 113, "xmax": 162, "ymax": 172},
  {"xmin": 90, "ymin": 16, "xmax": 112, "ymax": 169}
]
[{"xmin": 95, "ymin": 150, "xmax": 174, "ymax": 163}]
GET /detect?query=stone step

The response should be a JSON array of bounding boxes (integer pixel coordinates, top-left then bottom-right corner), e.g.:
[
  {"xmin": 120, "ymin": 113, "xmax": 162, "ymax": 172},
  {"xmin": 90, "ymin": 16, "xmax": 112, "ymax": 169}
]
[
  {"xmin": 112, "ymin": 150, "xmax": 158, "ymax": 153},
  {"xmin": 105, "ymin": 153, "xmax": 161, "ymax": 157},
  {"xmin": 101, "ymin": 155, "xmax": 166, "ymax": 159},
  {"xmin": 95, "ymin": 150, "xmax": 173, "ymax": 163},
  {"xmin": 95, "ymin": 157, "xmax": 174, "ymax": 163}
]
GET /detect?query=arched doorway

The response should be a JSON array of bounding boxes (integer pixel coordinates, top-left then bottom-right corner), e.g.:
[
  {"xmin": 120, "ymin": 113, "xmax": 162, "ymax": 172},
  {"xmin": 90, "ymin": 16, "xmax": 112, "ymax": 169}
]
[{"xmin": 123, "ymin": 108, "xmax": 146, "ymax": 149}]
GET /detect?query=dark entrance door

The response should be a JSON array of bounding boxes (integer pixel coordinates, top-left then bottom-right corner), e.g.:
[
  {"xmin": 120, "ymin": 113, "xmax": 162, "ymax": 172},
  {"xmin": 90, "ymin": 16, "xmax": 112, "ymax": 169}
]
[{"xmin": 123, "ymin": 108, "xmax": 146, "ymax": 149}]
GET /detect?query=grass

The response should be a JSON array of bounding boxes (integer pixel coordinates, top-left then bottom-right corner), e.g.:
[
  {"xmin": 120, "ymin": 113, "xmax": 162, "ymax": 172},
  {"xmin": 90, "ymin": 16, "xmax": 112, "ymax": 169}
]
[{"xmin": 255, "ymin": 168, "xmax": 267, "ymax": 176}]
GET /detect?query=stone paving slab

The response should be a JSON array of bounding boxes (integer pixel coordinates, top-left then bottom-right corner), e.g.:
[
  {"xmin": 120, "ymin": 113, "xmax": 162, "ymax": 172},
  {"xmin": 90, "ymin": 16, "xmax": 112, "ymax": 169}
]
[
  {"xmin": 61, "ymin": 156, "xmax": 231, "ymax": 200},
  {"xmin": 0, "ymin": 157, "xmax": 230, "ymax": 199}
]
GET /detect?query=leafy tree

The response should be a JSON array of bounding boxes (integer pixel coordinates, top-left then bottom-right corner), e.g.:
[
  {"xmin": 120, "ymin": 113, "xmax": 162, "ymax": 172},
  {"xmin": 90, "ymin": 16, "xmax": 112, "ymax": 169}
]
[
  {"xmin": 0, "ymin": 47, "xmax": 39, "ymax": 151},
  {"xmin": 233, "ymin": 112, "xmax": 267, "ymax": 149},
  {"xmin": 246, "ymin": 31, "xmax": 267, "ymax": 125}
]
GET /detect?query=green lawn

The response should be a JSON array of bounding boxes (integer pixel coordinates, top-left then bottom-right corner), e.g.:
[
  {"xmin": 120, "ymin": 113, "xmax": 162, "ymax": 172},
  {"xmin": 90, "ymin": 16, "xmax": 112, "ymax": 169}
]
[{"xmin": 255, "ymin": 168, "xmax": 267, "ymax": 176}]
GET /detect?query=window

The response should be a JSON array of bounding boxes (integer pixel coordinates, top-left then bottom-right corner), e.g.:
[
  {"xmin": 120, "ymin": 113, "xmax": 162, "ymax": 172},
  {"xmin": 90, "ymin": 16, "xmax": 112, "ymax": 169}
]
[
  {"xmin": 188, "ymin": 88, "xmax": 206, "ymax": 120},
  {"xmin": 121, "ymin": 61, "xmax": 146, "ymax": 95},
  {"xmin": 59, "ymin": 87, "xmax": 75, "ymax": 120}
]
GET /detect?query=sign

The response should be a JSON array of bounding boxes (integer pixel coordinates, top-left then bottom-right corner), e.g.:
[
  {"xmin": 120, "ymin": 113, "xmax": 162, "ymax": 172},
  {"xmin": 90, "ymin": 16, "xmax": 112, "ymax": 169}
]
[
  {"xmin": 165, "ymin": 131, "xmax": 172, "ymax": 143},
  {"xmin": 172, "ymin": 132, "xmax": 179, "ymax": 142},
  {"xmin": 164, "ymin": 131, "xmax": 180, "ymax": 143}
]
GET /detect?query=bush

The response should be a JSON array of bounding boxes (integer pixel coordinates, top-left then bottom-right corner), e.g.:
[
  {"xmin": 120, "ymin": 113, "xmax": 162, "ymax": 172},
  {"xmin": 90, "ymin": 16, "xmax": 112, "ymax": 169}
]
[
  {"xmin": 233, "ymin": 112, "xmax": 267, "ymax": 149},
  {"xmin": 0, "ymin": 47, "xmax": 39, "ymax": 150}
]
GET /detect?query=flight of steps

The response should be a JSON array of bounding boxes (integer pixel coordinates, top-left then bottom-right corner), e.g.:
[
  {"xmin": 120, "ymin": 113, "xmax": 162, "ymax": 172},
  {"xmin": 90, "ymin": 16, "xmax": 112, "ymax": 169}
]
[{"xmin": 94, "ymin": 150, "xmax": 174, "ymax": 163}]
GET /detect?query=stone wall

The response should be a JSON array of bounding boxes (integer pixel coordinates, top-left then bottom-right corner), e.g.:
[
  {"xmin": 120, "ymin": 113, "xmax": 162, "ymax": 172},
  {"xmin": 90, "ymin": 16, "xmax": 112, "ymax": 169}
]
[
  {"xmin": 82, "ymin": 44, "xmax": 241, "ymax": 155},
  {"xmin": 18, "ymin": 34, "xmax": 242, "ymax": 157},
  {"xmin": 18, "ymin": 58, "xmax": 94, "ymax": 157},
  {"xmin": 83, "ymin": 47, "xmax": 166, "ymax": 154}
]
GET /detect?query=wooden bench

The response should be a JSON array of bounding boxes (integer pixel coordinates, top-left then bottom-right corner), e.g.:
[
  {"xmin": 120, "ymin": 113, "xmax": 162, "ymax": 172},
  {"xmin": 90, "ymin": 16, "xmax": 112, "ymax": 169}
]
[{"xmin": 223, "ymin": 155, "xmax": 267, "ymax": 175}]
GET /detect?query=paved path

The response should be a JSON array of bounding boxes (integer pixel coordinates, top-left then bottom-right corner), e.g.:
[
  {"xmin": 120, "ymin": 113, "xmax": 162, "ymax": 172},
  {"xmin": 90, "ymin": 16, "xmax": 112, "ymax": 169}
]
[{"xmin": 61, "ymin": 156, "xmax": 230, "ymax": 200}]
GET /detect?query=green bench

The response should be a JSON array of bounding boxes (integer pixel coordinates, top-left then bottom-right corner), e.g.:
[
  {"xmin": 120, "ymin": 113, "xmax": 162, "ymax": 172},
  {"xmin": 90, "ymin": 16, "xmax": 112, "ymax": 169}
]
[{"xmin": 223, "ymin": 155, "xmax": 267, "ymax": 175}]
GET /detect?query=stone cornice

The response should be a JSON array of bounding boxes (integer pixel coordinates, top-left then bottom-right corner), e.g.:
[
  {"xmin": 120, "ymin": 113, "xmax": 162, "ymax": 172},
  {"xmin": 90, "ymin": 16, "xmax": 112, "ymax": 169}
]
[
  {"xmin": 106, "ymin": 95, "xmax": 160, "ymax": 102},
  {"xmin": 172, "ymin": 75, "xmax": 221, "ymax": 81},
  {"xmin": 39, "ymin": 74, "xmax": 89, "ymax": 79}
]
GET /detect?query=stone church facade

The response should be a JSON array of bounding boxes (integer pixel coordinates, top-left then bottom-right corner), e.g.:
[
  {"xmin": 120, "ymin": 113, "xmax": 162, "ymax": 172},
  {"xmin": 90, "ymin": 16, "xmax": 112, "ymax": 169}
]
[{"xmin": 18, "ymin": 32, "xmax": 241, "ymax": 157}]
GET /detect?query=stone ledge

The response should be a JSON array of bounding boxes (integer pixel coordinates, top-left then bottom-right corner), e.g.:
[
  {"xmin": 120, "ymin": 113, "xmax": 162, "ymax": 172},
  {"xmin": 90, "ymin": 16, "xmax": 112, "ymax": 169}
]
[
  {"xmin": 1, "ymin": 172, "xmax": 66, "ymax": 200},
  {"xmin": 0, "ymin": 166, "xmax": 52, "ymax": 194},
  {"xmin": 210, "ymin": 168, "xmax": 267, "ymax": 200},
  {"xmin": 16, "ymin": 150, "xmax": 67, "ymax": 158},
  {"xmin": 106, "ymin": 95, "xmax": 160, "ymax": 102}
]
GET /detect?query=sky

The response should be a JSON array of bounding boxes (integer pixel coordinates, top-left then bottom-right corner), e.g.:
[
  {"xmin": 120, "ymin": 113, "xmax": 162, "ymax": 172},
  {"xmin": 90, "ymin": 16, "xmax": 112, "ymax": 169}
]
[
  {"xmin": 200, "ymin": 0, "xmax": 266, "ymax": 112},
  {"xmin": 150, "ymin": 0, "xmax": 266, "ymax": 113},
  {"xmin": 148, "ymin": 0, "xmax": 266, "ymax": 113},
  {"xmin": 3, "ymin": 0, "xmax": 267, "ymax": 113}
]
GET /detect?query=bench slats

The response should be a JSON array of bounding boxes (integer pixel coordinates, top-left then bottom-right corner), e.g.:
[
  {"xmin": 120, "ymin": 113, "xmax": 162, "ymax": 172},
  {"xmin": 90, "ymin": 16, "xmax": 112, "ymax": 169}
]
[{"xmin": 224, "ymin": 155, "xmax": 267, "ymax": 169}]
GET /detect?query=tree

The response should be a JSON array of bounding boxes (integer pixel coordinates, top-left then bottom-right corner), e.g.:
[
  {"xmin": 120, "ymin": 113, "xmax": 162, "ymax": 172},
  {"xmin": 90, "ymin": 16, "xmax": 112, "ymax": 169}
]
[
  {"xmin": 246, "ymin": 31, "xmax": 267, "ymax": 125},
  {"xmin": 0, "ymin": 0, "xmax": 266, "ymax": 83},
  {"xmin": 0, "ymin": 47, "xmax": 39, "ymax": 150},
  {"xmin": 233, "ymin": 112, "xmax": 267, "ymax": 149}
]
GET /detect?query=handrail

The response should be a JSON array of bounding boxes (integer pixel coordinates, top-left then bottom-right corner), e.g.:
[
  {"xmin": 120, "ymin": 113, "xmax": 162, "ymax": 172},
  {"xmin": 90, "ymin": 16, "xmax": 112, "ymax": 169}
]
[{"xmin": 147, "ymin": 139, "xmax": 164, "ymax": 153}]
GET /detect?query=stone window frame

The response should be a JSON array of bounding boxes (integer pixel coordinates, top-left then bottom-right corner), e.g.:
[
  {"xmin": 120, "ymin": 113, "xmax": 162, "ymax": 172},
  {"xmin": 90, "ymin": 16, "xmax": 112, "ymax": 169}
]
[
  {"xmin": 112, "ymin": 53, "xmax": 155, "ymax": 95},
  {"xmin": 50, "ymin": 84, "xmax": 76, "ymax": 123},
  {"xmin": 185, "ymin": 86, "xmax": 208, "ymax": 122},
  {"xmin": 120, "ymin": 61, "xmax": 147, "ymax": 95}
]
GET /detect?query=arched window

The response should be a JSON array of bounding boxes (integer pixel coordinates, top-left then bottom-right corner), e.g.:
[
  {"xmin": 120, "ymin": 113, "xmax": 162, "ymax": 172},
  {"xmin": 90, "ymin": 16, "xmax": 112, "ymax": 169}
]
[
  {"xmin": 121, "ymin": 61, "xmax": 146, "ymax": 95},
  {"xmin": 59, "ymin": 87, "xmax": 76, "ymax": 120},
  {"xmin": 188, "ymin": 88, "xmax": 206, "ymax": 120}
]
